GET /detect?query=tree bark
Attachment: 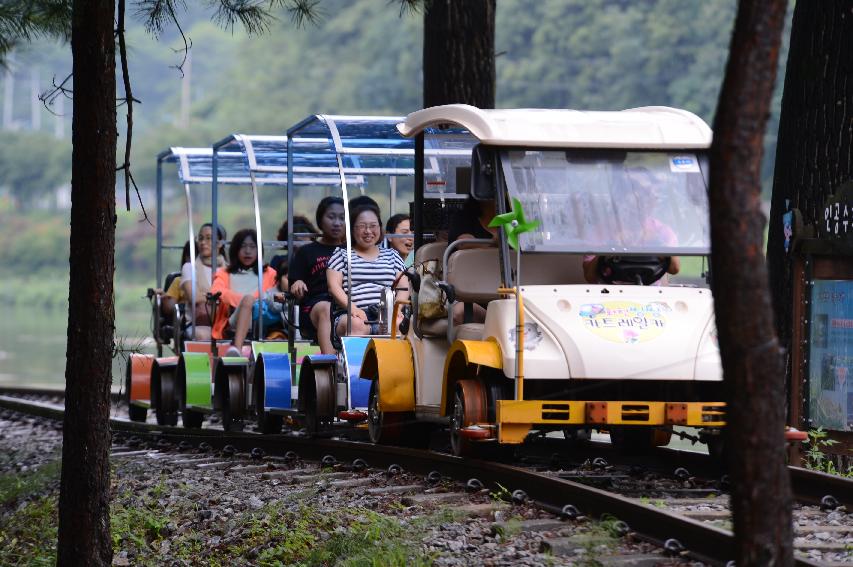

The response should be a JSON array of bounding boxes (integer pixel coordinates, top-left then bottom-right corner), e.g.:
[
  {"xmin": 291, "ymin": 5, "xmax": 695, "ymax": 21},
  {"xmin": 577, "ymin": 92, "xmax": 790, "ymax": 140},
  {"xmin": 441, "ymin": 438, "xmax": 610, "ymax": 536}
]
[
  {"xmin": 710, "ymin": 1, "xmax": 792, "ymax": 565},
  {"xmin": 57, "ymin": 0, "xmax": 116, "ymax": 565},
  {"xmin": 423, "ymin": 0, "xmax": 495, "ymax": 108},
  {"xmin": 767, "ymin": 3, "xmax": 853, "ymax": 393}
]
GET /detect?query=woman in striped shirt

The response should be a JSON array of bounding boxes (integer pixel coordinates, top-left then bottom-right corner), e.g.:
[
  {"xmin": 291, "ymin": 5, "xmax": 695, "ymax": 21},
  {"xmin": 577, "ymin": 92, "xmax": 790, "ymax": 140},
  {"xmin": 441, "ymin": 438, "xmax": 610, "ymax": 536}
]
[{"xmin": 327, "ymin": 204, "xmax": 408, "ymax": 337}]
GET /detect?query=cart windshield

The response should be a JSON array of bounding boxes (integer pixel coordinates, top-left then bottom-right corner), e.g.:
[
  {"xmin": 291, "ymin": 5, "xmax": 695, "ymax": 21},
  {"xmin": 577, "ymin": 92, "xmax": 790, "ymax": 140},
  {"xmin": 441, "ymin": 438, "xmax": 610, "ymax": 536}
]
[{"xmin": 504, "ymin": 149, "xmax": 710, "ymax": 255}]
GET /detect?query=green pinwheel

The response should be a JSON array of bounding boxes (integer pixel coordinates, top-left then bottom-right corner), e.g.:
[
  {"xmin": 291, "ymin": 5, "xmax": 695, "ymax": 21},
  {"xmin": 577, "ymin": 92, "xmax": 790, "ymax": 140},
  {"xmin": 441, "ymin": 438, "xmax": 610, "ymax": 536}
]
[{"xmin": 488, "ymin": 198, "xmax": 540, "ymax": 250}]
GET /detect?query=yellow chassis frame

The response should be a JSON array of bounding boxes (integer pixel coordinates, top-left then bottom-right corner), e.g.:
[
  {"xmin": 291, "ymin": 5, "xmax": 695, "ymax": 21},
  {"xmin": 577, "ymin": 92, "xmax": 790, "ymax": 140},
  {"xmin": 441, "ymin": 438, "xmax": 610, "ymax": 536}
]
[{"xmin": 496, "ymin": 400, "xmax": 725, "ymax": 443}]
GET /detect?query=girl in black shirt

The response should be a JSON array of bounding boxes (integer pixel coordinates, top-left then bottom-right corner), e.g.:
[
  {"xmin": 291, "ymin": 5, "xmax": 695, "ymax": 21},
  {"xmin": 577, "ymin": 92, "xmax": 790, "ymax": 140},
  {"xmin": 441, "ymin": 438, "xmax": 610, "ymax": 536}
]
[{"xmin": 288, "ymin": 197, "xmax": 345, "ymax": 353}]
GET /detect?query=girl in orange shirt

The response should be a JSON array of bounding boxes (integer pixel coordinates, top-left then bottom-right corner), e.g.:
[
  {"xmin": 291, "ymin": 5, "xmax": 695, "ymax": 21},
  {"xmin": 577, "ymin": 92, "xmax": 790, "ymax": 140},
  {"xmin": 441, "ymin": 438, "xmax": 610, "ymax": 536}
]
[{"xmin": 210, "ymin": 228, "xmax": 276, "ymax": 356}]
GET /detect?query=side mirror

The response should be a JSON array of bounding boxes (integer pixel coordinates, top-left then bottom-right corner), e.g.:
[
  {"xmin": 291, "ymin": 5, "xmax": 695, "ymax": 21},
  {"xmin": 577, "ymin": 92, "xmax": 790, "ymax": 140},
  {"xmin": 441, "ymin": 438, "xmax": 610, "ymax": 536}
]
[{"xmin": 470, "ymin": 144, "xmax": 496, "ymax": 201}]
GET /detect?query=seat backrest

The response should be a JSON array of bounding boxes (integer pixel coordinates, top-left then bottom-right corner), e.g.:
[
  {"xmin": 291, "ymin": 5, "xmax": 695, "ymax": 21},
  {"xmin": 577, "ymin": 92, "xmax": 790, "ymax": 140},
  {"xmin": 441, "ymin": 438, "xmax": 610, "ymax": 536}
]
[
  {"xmin": 446, "ymin": 248, "xmax": 502, "ymax": 303},
  {"xmin": 414, "ymin": 242, "xmax": 448, "ymax": 271},
  {"xmin": 447, "ymin": 248, "xmax": 587, "ymax": 303}
]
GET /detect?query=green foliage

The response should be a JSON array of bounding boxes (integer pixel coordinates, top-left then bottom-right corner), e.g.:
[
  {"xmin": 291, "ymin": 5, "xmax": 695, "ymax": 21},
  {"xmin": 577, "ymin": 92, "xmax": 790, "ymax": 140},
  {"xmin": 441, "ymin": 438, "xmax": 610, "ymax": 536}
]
[
  {"xmin": 0, "ymin": 459, "xmax": 60, "ymax": 507},
  {"xmin": 0, "ymin": 0, "xmax": 70, "ymax": 58},
  {"xmin": 0, "ymin": 495, "xmax": 57, "ymax": 566},
  {"xmin": 111, "ymin": 492, "xmax": 172, "ymax": 552},
  {"xmin": 1, "ymin": 0, "xmax": 791, "ymax": 205},
  {"xmin": 0, "ymin": 131, "xmax": 70, "ymax": 211},
  {"xmin": 0, "ymin": 461, "xmax": 61, "ymax": 567},
  {"xmin": 804, "ymin": 427, "xmax": 853, "ymax": 477},
  {"xmin": 489, "ymin": 481, "xmax": 511, "ymax": 502}
]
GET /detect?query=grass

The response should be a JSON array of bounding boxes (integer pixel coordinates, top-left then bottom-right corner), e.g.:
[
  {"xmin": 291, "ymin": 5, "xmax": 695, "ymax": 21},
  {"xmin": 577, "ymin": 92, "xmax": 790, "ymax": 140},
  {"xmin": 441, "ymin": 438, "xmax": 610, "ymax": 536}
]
[
  {"xmin": 0, "ymin": 455, "xmax": 623, "ymax": 567},
  {"xmin": 0, "ymin": 460, "xmax": 61, "ymax": 506},
  {"xmin": 0, "ymin": 496, "xmax": 58, "ymax": 566},
  {"xmin": 109, "ymin": 485, "xmax": 441, "ymax": 566},
  {"xmin": 0, "ymin": 461, "xmax": 62, "ymax": 566},
  {"xmin": 234, "ymin": 506, "xmax": 437, "ymax": 567}
]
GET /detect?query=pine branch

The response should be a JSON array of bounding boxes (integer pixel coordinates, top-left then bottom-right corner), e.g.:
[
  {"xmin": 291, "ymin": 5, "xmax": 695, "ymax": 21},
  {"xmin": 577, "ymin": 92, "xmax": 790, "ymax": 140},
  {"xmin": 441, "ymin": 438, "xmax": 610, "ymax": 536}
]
[
  {"xmin": 394, "ymin": 0, "xmax": 422, "ymax": 17},
  {"xmin": 0, "ymin": 0, "xmax": 71, "ymax": 63},
  {"xmin": 211, "ymin": 0, "xmax": 273, "ymax": 35},
  {"xmin": 135, "ymin": 0, "xmax": 186, "ymax": 38}
]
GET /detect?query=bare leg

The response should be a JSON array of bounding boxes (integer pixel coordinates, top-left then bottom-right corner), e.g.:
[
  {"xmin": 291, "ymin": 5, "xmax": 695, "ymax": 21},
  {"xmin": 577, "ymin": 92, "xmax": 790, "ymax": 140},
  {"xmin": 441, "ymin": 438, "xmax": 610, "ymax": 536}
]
[
  {"xmin": 232, "ymin": 295, "xmax": 255, "ymax": 349},
  {"xmin": 160, "ymin": 296, "xmax": 176, "ymax": 317},
  {"xmin": 310, "ymin": 301, "xmax": 334, "ymax": 354},
  {"xmin": 335, "ymin": 315, "xmax": 369, "ymax": 337},
  {"xmin": 452, "ymin": 302, "xmax": 487, "ymax": 325},
  {"xmin": 194, "ymin": 326, "xmax": 212, "ymax": 340}
]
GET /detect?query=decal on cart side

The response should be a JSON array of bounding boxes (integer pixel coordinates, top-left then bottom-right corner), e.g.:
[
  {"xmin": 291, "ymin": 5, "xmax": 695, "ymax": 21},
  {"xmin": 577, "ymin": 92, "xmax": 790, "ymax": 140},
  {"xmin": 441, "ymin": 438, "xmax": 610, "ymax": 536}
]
[
  {"xmin": 341, "ymin": 336, "xmax": 371, "ymax": 409},
  {"xmin": 579, "ymin": 300, "xmax": 669, "ymax": 344}
]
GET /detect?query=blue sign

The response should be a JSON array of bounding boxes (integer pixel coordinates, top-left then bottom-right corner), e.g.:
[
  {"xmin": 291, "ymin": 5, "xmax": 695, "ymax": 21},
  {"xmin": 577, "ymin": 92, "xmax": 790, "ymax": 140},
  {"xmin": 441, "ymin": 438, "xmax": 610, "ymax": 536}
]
[{"xmin": 808, "ymin": 280, "xmax": 853, "ymax": 431}]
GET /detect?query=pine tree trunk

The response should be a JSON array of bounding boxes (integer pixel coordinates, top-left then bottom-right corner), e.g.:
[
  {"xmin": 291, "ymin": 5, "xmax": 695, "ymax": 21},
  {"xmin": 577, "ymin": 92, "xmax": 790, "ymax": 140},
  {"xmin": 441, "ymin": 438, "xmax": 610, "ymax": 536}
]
[
  {"xmin": 57, "ymin": 0, "xmax": 116, "ymax": 564},
  {"xmin": 710, "ymin": 1, "xmax": 792, "ymax": 564},
  {"xmin": 423, "ymin": 0, "xmax": 496, "ymax": 108},
  {"xmin": 767, "ymin": 3, "xmax": 853, "ymax": 386}
]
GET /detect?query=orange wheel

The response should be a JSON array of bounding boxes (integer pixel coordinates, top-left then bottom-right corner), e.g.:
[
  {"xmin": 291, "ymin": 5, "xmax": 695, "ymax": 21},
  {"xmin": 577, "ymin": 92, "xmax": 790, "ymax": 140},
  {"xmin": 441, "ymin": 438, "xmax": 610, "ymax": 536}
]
[{"xmin": 449, "ymin": 379, "xmax": 487, "ymax": 457}]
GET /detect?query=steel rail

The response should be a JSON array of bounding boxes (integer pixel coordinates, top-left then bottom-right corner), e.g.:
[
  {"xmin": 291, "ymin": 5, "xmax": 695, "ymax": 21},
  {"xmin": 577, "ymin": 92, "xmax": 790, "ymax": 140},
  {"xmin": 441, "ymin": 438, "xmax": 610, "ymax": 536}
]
[{"xmin": 0, "ymin": 392, "xmax": 834, "ymax": 566}]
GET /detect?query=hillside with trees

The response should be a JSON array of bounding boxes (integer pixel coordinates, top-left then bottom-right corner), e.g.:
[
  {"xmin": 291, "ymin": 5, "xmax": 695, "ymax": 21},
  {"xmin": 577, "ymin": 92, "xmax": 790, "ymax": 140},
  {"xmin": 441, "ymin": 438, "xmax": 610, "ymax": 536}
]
[{"xmin": 0, "ymin": 0, "xmax": 788, "ymax": 294}]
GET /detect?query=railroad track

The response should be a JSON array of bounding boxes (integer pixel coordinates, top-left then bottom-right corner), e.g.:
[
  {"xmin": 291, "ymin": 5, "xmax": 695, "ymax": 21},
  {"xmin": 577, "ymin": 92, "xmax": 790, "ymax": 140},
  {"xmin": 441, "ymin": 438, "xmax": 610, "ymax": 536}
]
[{"xmin": 1, "ymin": 388, "xmax": 850, "ymax": 566}]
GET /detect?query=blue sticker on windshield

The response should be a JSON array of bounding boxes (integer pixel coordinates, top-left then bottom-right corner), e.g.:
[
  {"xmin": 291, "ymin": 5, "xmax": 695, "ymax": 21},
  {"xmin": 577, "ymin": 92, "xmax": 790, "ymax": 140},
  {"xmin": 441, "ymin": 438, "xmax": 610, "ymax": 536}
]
[{"xmin": 669, "ymin": 155, "xmax": 700, "ymax": 173}]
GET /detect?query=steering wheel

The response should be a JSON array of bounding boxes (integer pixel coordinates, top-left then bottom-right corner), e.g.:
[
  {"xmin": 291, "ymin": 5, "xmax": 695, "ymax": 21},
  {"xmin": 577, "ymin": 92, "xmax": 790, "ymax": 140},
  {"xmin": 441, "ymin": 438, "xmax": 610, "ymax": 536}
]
[{"xmin": 597, "ymin": 255, "xmax": 671, "ymax": 286}]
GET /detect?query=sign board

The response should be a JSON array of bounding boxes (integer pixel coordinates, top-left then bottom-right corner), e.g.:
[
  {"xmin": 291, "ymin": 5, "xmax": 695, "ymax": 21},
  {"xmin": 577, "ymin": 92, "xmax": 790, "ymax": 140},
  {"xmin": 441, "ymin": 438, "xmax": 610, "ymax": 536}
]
[{"xmin": 808, "ymin": 279, "xmax": 853, "ymax": 431}]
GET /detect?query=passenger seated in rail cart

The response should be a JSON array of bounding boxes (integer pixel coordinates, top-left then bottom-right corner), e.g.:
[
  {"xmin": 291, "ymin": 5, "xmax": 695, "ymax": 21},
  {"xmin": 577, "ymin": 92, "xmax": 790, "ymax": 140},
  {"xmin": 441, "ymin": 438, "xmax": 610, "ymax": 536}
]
[
  {"xmin": 288, "ymin": 197, "xmax": 346, "ymax": 354},
  {"xmin": 181, "ymin": 223, "xmax": 228, "ymax": 339},
  {"xmin": 210, "ymin": 228, "xmax": 277, "ymax": 356},
  {"xmin": 327, "ymin": 205, "xmax": 408, "ymax": 338},
  {"xmin": 258, "ymin": 265, "xmax": 290, "ymax": 340},
  {"xmin": 385, "ymin": 213, "xmax": 414, "ymax": 265},
  {"xmin": 269, "ymin": 215, "xmax": 317, "ymax": 274},
  {"xmin": 582, "ymin": 166, "xmax": 681, "ymax": 285},
  {"xmin": 158, "ymin": 240, "xmax": 191, "ymax": 318}
]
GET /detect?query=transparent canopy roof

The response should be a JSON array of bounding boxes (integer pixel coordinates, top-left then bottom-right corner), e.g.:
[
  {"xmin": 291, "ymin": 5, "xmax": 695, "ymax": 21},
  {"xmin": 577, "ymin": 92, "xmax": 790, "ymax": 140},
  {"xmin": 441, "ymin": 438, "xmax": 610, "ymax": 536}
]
[
  {"xmin": 286, "ymin": 115, "xmax": 476, "ymax": 180},
  {"xmin": 159, "ymin": 146, "xmax": 247, "ymax": 185},
  {"xmin": 211, "ymin": 134, "xmax": 362, "ymax": 186}
]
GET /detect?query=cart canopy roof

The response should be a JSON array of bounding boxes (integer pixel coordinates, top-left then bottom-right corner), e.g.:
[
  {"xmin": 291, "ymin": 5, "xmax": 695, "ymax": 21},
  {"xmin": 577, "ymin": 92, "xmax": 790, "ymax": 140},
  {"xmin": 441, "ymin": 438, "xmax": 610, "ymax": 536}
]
[
  {"xmin": 398, "ymin": 104, "xmax": 711, "ymax": 149},
  {"xmin": 211, "ymin": 134, "xmax": 362, "ymax": 186}
]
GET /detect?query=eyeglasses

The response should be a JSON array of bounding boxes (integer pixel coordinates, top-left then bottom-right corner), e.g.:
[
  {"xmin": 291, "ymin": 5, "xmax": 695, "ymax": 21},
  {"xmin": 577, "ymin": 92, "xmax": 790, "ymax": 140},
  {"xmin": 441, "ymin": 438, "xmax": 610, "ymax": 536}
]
[
  {"xmin": 354, "ymin": 223, "xmax": 380, "ymax": 233},
  {"xmin": 240, "ymin": 243, "xmax": 258, "ymax": 251}
]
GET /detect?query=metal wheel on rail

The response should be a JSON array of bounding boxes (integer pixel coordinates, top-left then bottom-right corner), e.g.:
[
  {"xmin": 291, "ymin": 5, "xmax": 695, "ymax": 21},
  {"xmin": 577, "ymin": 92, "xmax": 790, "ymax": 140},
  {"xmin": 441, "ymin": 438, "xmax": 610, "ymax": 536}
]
[
  {"xmin": 367, "ymin": 380, "xmax": 402, "ymax": 445},
  {"xmin": 217, "ymin": 366, "xmax": 246, "ymax": 432},
  {"xmin": 449, "ymin": 379, "xmax": 487, "ymax": 457},
  {"xmin": 303, "ymin": 366, "xmax": 334, "ymax": 435},
  {"xmin": 182, "ymin": 408, "xmax": 204, "ymax": 429},
  {"xmin": 128, "ymin": 403, "xmax": 148, "ymax": 423},
  {"xmin": 151, "ymin": 358, "xmax": 179, "ymax": 426}
]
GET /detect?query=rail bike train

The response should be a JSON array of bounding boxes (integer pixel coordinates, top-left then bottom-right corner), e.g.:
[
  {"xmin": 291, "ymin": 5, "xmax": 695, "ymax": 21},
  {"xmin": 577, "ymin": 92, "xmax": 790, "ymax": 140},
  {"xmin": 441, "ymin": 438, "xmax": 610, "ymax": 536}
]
[{"xmin": 125, "ymin": 105, "xmax": 726, "ymax": 458}]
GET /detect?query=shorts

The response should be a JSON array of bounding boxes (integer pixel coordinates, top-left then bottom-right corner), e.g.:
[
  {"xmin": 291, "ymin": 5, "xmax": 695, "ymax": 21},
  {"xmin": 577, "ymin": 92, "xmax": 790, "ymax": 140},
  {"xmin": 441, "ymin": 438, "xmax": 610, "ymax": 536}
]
[
  {"xmin": 298, "ymin": 294, "xmax": 331, "ymax": 341},
  {"xmin": 334, "ymin": 304, "xmax": 382, "ymax": 335}
]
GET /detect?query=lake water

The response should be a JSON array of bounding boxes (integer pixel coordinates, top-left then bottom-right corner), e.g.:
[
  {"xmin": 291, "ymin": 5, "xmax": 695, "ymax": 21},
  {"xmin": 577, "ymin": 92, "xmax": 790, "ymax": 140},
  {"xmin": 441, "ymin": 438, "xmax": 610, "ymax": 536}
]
[{"xmin": 0, "ymin": 305, "xmax": 152, "ymax": 390}]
